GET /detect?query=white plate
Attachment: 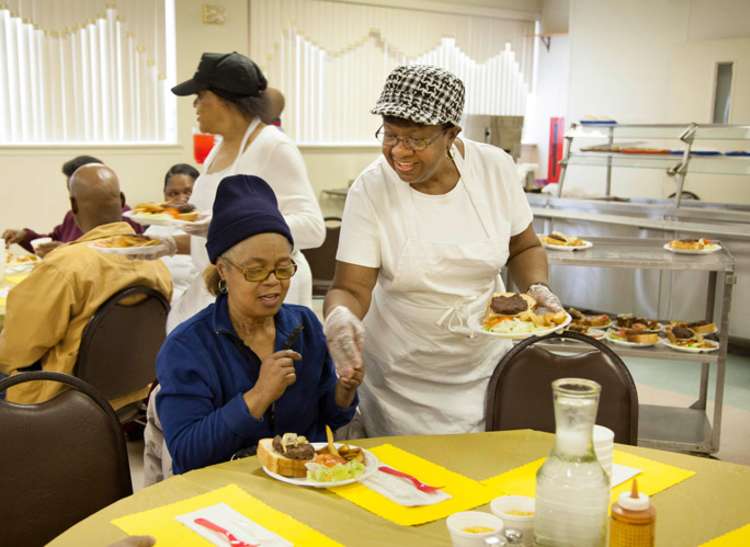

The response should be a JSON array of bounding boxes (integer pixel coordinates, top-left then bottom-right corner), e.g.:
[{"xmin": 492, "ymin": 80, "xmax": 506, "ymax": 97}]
[
  {"xmin": 124, "ymin": 209, "xmax": 211, "ymax": 228},
  {"xmin": 605, "ymin": 331, "xmax": 661, "ymax": 348},
  {"xmin": 89, "ymin": 241, "xmax": 167, "ymax": 257},
  {"xmin": 663, "ymin": 339, "xmax": 719, "ymax": 353},
  {"xmin": 543, "ymin": 240, "xmax": 593, "ymax": 251},
  {"xmin": 468, "ymin": 312, "xmax": 572, "ymax": 340},
  {"xmin": 663, "ymin": 242, "xmax": 722, "ymax": 255},
  {"xmin": 563, "ymin": 327, "xmax": 607, "ymax": 340},
  {"xmin": 261, "ymin": 442, "xmax": 378, "ymax": 488},
  {"xmin": 667, "ymin": 323, "xmax": 718, "ymax": 336}
]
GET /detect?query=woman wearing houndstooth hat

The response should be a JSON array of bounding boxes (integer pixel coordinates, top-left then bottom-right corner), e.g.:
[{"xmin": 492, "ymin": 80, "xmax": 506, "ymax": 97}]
[{"xmin": 323, "ymin": 64, "xmax": 562, "ymax": 437}]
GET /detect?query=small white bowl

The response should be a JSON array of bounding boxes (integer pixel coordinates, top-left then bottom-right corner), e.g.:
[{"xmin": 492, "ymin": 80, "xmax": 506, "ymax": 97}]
[
  {"xmin": 490, "ymin": 496, "xmax": 535, "ymax": 546},
  {"xmin": 446, "ymin": 511, "xmax": 504, "ymax": 547}
]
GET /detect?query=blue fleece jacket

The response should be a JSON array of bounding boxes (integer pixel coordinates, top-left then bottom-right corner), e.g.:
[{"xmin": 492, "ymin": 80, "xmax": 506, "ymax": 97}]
[{"xmin": 156, "ymin": 295, "xmax": 356, "ymax": 474}]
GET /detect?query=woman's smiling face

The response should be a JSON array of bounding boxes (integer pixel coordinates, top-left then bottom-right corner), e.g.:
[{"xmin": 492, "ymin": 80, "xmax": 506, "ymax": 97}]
[{"xmin": 381, "ymin": 119, "xmax": 459, "ymax": 186}]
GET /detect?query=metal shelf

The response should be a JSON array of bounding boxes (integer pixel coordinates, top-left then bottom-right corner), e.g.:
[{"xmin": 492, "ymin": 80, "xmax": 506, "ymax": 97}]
[
  {"xmin": 544, "ymin": 237, "xmax": 735, "ymax": 272},
  {"xmin": 566, "ymin": 123, "xmax": 750, "ymax": 141},
  {"xmin": 564, "ymin": 152, "xmax": 750, "ymax": 175},
  {"xmin": 638, "ymin": 405, "xmax": 713, "ymax": 453},
  {"xmin": 535, "ymin": 340, "xmax": 719, "ymax": 363}
]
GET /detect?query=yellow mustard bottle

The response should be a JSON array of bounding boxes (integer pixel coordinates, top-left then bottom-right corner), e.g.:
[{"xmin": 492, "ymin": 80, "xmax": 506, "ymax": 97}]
[{"xmin": 609, "ymin": 479, "xmax": 655, "ymax": 547}]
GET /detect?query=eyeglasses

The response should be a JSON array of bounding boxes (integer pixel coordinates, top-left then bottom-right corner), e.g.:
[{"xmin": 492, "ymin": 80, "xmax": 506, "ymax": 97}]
[
  {"xmin": 375, "ymin": 126, "xmax": 445, "ymax": 151},
  {"xmin": 222, "ymin": 257, "xmax": 298, "ymax": 282}
]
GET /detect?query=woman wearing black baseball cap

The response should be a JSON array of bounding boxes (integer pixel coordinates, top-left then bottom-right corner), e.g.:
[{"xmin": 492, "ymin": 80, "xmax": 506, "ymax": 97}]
[{"xmin": 164, "ymin": 52, "xmax": 325, "ymax": 331}]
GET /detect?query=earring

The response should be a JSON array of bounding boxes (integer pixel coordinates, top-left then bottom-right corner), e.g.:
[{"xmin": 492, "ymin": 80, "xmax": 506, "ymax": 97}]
[{"xmin": 218, "ymin": 279, "xmax": 227, "ymax": 294}]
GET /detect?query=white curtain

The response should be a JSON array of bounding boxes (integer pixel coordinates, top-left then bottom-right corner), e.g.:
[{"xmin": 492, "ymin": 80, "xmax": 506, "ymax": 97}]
[
  {"xmin": 0, "ymin": 0, "xmax": 172, "ymax": 144},
  {"xmin": 250, "ymin": 0, "xmax": 535, "ymax": 145}
]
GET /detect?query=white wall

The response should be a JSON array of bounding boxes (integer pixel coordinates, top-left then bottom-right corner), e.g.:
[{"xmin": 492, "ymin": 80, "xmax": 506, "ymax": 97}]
[{"xmin": 563, "ymin": 0, "xmax": 750, "ymax": 203}]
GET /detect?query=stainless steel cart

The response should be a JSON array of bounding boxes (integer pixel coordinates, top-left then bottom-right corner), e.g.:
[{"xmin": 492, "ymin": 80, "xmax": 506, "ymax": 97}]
[{"xmin": 537, "ymin": 236, "xmax": 735, "ymax": 454}]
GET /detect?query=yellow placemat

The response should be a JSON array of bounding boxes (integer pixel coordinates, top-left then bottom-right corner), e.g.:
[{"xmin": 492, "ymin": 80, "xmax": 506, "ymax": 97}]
[
  {"xmin": 701, "ymin": 523, "xmax": 750, "ymax": 546},
  {"xmin": 5, "ymin": 273, "xmax": 29, "ymax": 285},
  {"xmin": 481, "ymin": 449, "xmax": 695, "ymax": 505},
  {"xmin": 112, "ymin": 484, "xmax": 341, "ymax": 546},
  {"xmin": 330, "ymin": 443, "xmax": 495, "ymax": 526}
]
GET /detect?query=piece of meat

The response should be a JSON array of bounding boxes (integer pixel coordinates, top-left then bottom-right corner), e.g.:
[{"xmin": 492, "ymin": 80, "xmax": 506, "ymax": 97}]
[
  {"xmin": 272, "ymin": 435, "xmax": 315, "ymax": 460},
  {"xmin": 491, "ymin": 294, "xmax": 529, "ymax": 315},
  {"xmin": 672, "ymin": 327, "xmax": 694, "ymax": 339}
]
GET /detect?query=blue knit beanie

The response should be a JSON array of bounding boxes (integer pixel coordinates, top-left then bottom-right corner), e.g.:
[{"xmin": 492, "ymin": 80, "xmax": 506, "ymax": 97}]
[{"xmin": 206, "ymin": 175, "xmax": 294, "ymax": 264}]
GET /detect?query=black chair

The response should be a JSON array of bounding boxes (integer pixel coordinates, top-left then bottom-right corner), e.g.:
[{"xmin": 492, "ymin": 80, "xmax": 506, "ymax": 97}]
[
  {"xmin": 301, "ymin": 217, "xmax": 341, "ymax": 297},
  {"xmin": 74, "ymin": 285, "xmax": 170, "ymax": 423},
  {"xmin": 485, "ymin": 331, "xmax": 639, "ymax": 445},
  {"xmin": 0, "ymin": 372, "xmax": 133, "ymax": 546}
]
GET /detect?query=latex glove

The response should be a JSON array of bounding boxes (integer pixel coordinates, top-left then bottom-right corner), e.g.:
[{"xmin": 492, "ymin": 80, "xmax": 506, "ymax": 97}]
[
  {"xmin": 179, "ymin": 216, "xmax": 211, "ymax": 237},
  {"xmin": 2, "ymin": 228, "xmax": 27, "ymax": 247},
  {"xmin": 324, "ymin": 305, "xmax": 365, "ymax": 377},
  {"xmin": 127, "ymin": 235, "xmax": 178, "ymax": 261},
  {"xmin": 527, "ymin": 283, "xmax": 563, "ymax": 312}
]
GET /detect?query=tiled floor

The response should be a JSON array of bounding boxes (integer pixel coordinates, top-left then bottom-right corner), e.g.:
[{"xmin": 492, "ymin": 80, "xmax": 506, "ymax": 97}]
[{"xmin": 127, "ymin": 302, "xmax": 749, "ymax": 490}]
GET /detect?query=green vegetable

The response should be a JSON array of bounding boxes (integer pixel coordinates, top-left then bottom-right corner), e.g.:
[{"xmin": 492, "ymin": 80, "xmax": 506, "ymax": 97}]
[{"xmin": 306, "ymin": 460, "xmax": 366, "ymax": 482}]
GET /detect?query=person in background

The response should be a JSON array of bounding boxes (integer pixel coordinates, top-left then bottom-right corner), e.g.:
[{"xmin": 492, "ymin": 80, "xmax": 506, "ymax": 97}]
[
  {"xmin": 0, "ymin": 164, "xmax": 171, "ymax": 408},
  {"xmin": 262, "ymin": 87, "xmax": 285, "ymax": 127},
  {"xmin": 323, "ymin": 65, "xmax": 563, "ymax": 437},
  {"xmin": 161, "ymin": 52, "xmax": 324, "ymax": 332},
  {"xmin": 144, "ymin": 164, "xmax": 199, "ymax": 302},
  {"xmin": 1, "ymin": 155, "xmax": 144, "ymax": 256},
  {"xmin": 156, "ymin": 175, "xmax": 359, "ymax": 474}
]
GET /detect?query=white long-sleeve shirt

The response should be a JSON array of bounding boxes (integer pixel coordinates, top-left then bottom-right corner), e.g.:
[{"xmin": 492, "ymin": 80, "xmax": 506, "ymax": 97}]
[{"xmin": 167, "ymin": 124, "xmax": 325, "ymax": 331}]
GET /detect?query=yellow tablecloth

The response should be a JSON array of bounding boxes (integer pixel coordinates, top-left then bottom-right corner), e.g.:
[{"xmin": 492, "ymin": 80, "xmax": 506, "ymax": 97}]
[{"xmin": 48, "ymin": 431, "xmax": 750, "ymax": 547}]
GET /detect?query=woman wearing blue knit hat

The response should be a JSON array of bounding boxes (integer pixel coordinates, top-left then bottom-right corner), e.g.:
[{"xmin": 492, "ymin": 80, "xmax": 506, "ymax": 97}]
[{"xmin": 155, "ymin": 175, "xmax": 359, "ymax": 474}]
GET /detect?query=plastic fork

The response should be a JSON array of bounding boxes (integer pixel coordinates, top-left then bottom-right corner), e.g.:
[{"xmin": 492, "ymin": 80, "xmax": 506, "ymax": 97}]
[
  {"xmin": 193, "ymin": 517, "xmax": 258, "ymax": 547},
  {"xmin": 378, "ymin": 465, "xmax": 444, "ymax": 493}
]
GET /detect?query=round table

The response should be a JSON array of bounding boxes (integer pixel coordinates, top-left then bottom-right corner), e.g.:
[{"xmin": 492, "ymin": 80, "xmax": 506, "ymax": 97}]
[{"xmin": 50, "ymin": 430, "xmax": 750, "ymax": 546}]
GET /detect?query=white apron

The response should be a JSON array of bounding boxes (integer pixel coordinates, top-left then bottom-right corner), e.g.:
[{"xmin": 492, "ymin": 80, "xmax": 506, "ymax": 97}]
[
  {"xmin": 360, "ymin": 147, "xmax": 513, "ymax": 437},
  {"xmin": 167, "ymin": 119, "xmax": 313, "ymax": 332}
]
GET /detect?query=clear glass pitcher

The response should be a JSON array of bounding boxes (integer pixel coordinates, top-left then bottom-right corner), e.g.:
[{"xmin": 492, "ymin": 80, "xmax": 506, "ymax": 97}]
[{"xmin": 534, "ymin": 378, "xmax": 609, "ymax": 547}]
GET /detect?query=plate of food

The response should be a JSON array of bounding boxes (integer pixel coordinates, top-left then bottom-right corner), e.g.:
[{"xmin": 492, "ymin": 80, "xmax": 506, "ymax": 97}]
[
  {"xmin": 124, "ymin": 202, "xmax": 209, "ymax": 227},
  {"xmin": 90, "ymin": 235, "xmax": 165, "ymax": 256},
  {"xmin": 541, "ymin": 232, "xmax": 593, "ymax": 251},
  {"xmin": 606, "ymin": 328, "xmax": 661, "ymax": 347},
  {"xmin": 468, "ymin": 292, "xmax": 571, "ymax": 340},
  {"xmin": 257, "ymin": 430, "xmax": 377, "ymax": 488},
  {"xmin": 663, "ymin": 326, "xmax": 719, "ymax": 353},
  {"xmin": 614, "ymin": 314, "xmax": 661, "ymax": 333},
  {"xmin": 568, "ymin": 307, "xmax": 612, "ymax": 330},
  {"xmin": 664, "ymin": 239, "xmax": 721, "ymax": 254},
  {"xmin": 668, "ymin": 320, "xmax": 717, "ymax": 336},
  {"xmin": 565, "ymin": 323, "xmax": 607, "ymax": 340}
]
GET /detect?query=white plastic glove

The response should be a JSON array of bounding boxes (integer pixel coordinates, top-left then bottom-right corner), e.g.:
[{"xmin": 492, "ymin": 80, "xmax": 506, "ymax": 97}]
[
  {"xmin": 527, "ymin": 283, "xmax": 563, "ymax": 312},
  {"xmin": 179, "ymin": 216, "xmax": 211, "ymax": 237},
  {"xmin": 324, "ymin": 305, "xmax": 365, "ymax": 378},
  {"xmin": 127, "ymin": 235, "xmax": 178, "ymax": 261}
]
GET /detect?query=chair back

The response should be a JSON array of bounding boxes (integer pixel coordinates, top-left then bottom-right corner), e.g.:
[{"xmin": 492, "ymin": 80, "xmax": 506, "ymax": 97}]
[
  {"xmin": 74, "ymin": 285, "xmax": 169, "ymax": 402},
  {"xmin": 485, "ymin": 331, "xmax": 639, "ymax": 444},
  {"xmin": 301, "ymin": 217, "xmax": 341, "ymax": 296},
  {"xmin": 0, "ymin": 372, "xmax": 132, "ymax": 546}
]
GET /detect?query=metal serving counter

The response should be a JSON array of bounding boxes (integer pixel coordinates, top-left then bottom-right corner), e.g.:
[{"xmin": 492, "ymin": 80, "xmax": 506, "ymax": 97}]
[
  {"xmin": 528, "ymin": 194, "xmax": 749, "ymax": 341},
  {"xmin": 535, "ymin": 237, "xmax": 734, "ymax": 454}
]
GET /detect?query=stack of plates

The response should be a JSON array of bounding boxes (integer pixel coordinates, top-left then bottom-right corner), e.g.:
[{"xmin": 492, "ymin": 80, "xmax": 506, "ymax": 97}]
[{"xmin": 593, "ymin": 425, "xmax": 614, "ymax": 482}]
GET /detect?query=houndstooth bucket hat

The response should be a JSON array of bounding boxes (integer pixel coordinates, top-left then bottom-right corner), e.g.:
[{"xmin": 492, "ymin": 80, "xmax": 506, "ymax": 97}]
[{"xmin": 371, "ymin": 65, "xmax": 465, "ymax": 126}]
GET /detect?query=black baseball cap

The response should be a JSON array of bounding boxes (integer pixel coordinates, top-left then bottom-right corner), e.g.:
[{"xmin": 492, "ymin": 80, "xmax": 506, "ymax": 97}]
[{"xmin": 171, "ymin": 52, "xmax": 267, "ymax": 98}]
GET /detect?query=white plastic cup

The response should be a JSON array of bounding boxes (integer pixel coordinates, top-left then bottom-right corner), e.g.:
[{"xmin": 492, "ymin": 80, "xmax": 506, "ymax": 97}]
[
  {"xmin": 490, "ymin": 496, "xmax": 535, "ymax": 546},
  {"xmin": 447, "ymin": 511, "xmax": 505, "ymax": 547}
]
